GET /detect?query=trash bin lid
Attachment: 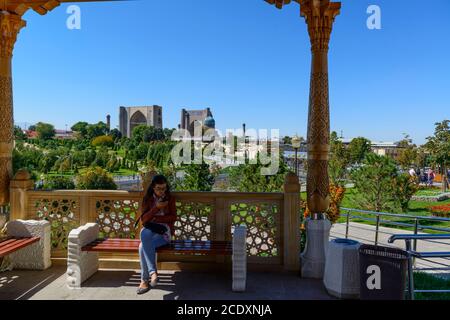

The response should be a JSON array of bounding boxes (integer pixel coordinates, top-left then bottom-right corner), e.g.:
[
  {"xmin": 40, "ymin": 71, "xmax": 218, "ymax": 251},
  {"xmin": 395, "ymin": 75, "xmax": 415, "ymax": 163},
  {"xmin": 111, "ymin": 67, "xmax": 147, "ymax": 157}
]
[
  {"xmin": 332, "ymin": 238, "xmax": 359, "ymax": 246},
  {"xmin": 359, "ymin": 244, "xmax": 409, "ymax": 260}
]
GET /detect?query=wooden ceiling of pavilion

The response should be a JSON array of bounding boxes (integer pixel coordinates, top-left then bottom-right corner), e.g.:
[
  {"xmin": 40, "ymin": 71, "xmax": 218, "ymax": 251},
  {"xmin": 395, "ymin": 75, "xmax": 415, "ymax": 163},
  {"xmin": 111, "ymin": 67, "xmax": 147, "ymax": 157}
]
[{"xmin": 3, "ymin": 0, "xmax": 122, "ymax": 16}]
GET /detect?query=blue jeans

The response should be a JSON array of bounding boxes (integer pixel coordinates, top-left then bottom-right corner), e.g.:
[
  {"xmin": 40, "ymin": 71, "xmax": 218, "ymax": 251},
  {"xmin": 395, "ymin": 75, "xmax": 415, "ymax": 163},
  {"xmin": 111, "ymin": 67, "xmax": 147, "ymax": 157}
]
[{"xmin": 139, "ymin": 228, "xmax": 169, "ymax": 281}]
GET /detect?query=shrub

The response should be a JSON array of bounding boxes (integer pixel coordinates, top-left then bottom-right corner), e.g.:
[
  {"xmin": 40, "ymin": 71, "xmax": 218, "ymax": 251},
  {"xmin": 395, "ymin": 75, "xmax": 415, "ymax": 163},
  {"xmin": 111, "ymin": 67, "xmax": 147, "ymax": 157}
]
[
  {"xmin": 350, "ymin": 154, "xmax": 397, "ymax": 212},
  {"xmin": 91, "ymin": 135, "xmax": 114, "ymax": 148},
  {"xmin": 43, "ymin": 176, "xmax": 75, "ymax": 190},
  {"xmin": 392, "ymin": 174, "xmax": 419, "ymax": 212},
  {"xmin": 302, "ymin": 184, "xmax": 346, "ymax": 224},
  {"xmin": 75, "ymin": 167, "xmax": 117, "ymax": 190}
]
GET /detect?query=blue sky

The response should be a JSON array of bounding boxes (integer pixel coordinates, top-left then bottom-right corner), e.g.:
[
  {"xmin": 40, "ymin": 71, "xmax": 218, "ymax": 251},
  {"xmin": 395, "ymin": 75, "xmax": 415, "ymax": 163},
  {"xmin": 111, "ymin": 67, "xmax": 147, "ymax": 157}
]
[{"xmin": 12, "ymin": 0, "xmax": 450, "ymax": 145}]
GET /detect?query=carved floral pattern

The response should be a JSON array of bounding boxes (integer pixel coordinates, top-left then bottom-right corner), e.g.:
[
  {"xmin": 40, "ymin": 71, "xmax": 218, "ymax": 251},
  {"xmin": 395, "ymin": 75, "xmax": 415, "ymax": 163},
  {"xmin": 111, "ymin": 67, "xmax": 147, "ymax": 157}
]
[
  {"xmin": 174, "ymin": 201, "xmax": 215, "ymax": 241},
  {"xmin": 96, "ymin": 199, "xmax": 139, "ymax": 239},
  {"xmin": 33, "ymin": 198, "xmax": 79, "ymax": 250},
  {"xmin": 231, "ymin": 202, "xmax": 280, "ymax": 257}
]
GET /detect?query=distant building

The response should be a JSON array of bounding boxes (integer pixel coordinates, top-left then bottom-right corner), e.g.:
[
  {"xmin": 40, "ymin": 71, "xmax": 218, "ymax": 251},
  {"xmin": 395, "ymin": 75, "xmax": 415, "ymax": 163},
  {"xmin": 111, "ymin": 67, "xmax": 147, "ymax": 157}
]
[
  {"xmin": 179, "ymin": 107, "xmax": 215, "ymax": 137},
  {"xmin": 24, "ymin": 130, "xmax": 38, "ymax": 139},
  {"xmin": 371, "ymin": 141, "xmax": 402, "ymax": 158},
  {"xmin": 54, "ymin": 130, "xmax": 74, "ymax": 139},
  {"xmin": 339, "ymin": 138, "xmax": 402, "ymax": 159},
  {"xmin": 119, "ymin": 105, "xmax": 163, "ymax": 138}
]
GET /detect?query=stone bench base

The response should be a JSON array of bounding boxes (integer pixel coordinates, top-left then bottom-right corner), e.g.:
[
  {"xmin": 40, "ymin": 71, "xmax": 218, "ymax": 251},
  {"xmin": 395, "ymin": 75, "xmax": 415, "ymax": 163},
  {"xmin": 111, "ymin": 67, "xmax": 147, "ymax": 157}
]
[{"xmin": 4, "ymin": 220, "xmax": 52, "ymax": 270}]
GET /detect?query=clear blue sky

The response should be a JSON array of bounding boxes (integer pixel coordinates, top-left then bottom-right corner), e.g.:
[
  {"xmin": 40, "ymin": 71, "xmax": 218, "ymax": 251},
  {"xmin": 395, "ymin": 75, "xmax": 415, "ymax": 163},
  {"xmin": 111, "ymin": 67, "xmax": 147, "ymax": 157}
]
[{"xmin": 12, "ymin": 0, "xmax": 450, "ymax": 145}]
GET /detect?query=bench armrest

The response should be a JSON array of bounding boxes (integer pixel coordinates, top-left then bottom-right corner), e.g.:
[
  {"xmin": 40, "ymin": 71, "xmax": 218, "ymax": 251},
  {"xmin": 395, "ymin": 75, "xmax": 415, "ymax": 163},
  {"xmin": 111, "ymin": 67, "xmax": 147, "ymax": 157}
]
[
  {"xmin": 4, "ymin": 220, "xmax": 51, "ymax": 270},
  {"xmin": 67, "ymin": 223, "xmax": 100, "ymax": 289}
]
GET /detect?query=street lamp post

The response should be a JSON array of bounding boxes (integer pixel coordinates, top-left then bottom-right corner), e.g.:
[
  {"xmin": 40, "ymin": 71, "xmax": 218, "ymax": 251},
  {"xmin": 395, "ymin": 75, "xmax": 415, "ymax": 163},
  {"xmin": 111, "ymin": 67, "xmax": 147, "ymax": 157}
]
[{"xmin": 292, "ymin": 134, "xmax": 301, "ymax": 177}]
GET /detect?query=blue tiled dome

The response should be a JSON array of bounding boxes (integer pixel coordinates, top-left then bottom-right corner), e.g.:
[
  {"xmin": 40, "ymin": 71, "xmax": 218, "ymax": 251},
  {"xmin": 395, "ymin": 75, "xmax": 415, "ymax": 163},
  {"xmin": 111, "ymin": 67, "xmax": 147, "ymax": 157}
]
[{"xmin": 204, "ymin": 116, "xmax": 215, "ymax": 128}]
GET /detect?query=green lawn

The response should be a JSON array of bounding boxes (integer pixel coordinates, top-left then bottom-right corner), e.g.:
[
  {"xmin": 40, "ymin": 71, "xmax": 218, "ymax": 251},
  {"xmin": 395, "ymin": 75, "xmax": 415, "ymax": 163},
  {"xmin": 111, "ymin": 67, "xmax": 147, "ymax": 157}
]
[
  {"xmin": 414, "ymin": 272, "xmax": 450, "ymax": 300},
  {"xmin": 331, "ymin": 188, "xmax": 450, "ymax": 233},
  {"xmin": 45, "ymin": 167, "xmax": 138, "ymax": 178},
  {"xmin": 415, "ymin": 189, "xmax": 448, "ymax": 196},
  {"xmin": 111, "ymin": 168, "xmax": 138, "ymax": 176}
]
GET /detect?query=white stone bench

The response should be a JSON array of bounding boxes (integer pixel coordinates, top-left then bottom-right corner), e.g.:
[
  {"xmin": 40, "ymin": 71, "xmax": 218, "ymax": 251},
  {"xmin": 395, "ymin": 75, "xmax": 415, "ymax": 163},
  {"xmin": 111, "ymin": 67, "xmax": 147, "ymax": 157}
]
[{"xmin": 2, "ymin": 220, "xmax": 52, "ymax": 270}]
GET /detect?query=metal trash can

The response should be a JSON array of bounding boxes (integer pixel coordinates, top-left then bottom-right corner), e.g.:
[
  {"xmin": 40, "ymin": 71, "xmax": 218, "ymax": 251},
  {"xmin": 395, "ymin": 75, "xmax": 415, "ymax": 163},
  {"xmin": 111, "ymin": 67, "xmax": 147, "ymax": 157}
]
[{"xmin": 359, "ymin": 244, "xmax": 409, "ymax": 300}]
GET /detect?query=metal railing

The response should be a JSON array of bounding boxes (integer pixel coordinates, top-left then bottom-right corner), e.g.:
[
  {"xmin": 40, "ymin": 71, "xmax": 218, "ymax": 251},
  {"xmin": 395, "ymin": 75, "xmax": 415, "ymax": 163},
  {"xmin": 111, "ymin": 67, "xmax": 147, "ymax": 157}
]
[
  {"xmin": 341, "ymin": 207, "xmax": 450, "ymax": 253},
  {"xmin": 339, "ymin": 208, "xmax": 450, "ymax": 299},
  {"xmin": 389, "ymin": 234, "xmax": 450, "ymax": 300}
]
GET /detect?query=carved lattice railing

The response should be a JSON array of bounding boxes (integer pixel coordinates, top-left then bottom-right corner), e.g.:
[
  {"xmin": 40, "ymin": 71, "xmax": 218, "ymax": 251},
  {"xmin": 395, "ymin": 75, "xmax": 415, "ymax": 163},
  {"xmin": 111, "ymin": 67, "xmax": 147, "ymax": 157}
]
[{"xmin": 10, "ymin": 175, "xmax": 300, "ymax": 270}]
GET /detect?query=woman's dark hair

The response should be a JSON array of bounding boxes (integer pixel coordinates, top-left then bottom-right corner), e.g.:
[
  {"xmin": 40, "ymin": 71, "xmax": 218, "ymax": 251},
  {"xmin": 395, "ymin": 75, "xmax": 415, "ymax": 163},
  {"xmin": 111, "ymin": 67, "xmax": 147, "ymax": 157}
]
[{"xmin": 143, "ymin": 174, "xmax": 171, "ymax": 203}]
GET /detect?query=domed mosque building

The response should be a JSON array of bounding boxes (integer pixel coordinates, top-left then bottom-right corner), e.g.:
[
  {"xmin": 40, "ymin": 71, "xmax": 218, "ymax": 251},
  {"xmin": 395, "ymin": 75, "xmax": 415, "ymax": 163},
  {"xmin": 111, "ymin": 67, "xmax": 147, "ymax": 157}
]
[{"xmin": 179, "ymin": 107, "xmax": 217, "ymax": 142}]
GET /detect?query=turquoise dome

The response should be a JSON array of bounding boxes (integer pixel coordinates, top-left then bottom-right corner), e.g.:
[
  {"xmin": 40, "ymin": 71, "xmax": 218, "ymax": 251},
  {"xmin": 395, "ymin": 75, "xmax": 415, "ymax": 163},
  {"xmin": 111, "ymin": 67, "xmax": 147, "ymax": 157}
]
[{"xmin": 204, "ymin": 116, "xmax": 215, "ymax": 128}]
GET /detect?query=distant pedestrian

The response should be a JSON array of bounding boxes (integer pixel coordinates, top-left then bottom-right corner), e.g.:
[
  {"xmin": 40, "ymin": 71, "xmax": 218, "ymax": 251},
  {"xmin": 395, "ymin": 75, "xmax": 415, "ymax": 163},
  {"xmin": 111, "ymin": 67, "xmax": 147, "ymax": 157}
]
[{"xmin": 427, "ymin": 168, "xmax": 435, "ymax": 187}]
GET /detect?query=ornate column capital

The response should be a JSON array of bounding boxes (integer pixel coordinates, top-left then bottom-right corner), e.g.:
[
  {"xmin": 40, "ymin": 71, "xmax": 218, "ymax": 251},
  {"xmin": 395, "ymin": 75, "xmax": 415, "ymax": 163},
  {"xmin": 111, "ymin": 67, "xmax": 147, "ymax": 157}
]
[
  {"xmin": 300, "ymin": 0, "xmax": 341, "ymax": 52},
  {"xmin": 0, "ymin": 11, "xmax": 26, "ymax": 59}
]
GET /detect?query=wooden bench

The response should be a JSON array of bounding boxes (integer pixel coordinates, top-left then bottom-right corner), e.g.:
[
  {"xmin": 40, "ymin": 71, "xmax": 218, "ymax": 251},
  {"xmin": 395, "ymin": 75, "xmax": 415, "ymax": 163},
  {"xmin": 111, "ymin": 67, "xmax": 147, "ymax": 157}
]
[
  {"xmin": 82, "ymin": 238, "xmax": 233, "ymax": 255},
  {"xmin": 0, "ymin": 236, "xmax": 40, "ymax": 258},
  {"xmin": 66, "ymin": 223, "xmax": 247, "ymax": 291}
]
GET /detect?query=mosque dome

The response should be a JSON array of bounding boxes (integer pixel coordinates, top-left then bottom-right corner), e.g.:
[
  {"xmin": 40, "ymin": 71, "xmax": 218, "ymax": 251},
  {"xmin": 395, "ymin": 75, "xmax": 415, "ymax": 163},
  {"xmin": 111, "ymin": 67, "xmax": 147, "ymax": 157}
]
[{"xmin": 204, "ymin": 116, "xmax": 215, "ymax": 128}]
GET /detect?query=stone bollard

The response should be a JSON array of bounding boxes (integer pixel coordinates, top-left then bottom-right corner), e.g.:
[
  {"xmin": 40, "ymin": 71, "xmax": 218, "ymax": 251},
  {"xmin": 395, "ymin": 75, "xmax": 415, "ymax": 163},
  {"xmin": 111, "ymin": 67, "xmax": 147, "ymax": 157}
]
[{"xmin": 323, "ymin": 238, "xmax": 361, "ymax": 299}]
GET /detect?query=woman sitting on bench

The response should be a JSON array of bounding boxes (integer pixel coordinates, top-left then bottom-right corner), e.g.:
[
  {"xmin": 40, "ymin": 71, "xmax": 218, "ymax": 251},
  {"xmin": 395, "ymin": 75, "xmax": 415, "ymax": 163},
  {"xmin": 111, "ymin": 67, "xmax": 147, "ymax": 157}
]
[{"xmin": 136, "ymin": 174, "xmax": 177, "ymax": 295}]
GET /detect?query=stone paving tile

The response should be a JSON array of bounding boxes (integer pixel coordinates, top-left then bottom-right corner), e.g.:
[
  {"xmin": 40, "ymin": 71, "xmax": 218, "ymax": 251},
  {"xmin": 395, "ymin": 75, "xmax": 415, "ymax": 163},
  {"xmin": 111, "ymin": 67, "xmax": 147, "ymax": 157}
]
[{"xmin": 0, "ymin": 266, "xmax": 333, "ymax": 300}]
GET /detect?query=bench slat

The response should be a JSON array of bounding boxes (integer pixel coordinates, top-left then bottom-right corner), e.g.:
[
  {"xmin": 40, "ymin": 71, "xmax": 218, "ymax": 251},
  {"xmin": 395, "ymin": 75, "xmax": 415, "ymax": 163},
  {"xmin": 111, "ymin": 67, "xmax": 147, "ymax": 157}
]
[
  {"xmin": 81, "ymin": 238, "xmax": 233, "ymax": 255},
  {"xmin": 0, "ymin": 237, "xmax": 40, "ymax": 257},
  {"xmin": 0, "ymin": 238, "xmax": 16, "ymax": 248}
]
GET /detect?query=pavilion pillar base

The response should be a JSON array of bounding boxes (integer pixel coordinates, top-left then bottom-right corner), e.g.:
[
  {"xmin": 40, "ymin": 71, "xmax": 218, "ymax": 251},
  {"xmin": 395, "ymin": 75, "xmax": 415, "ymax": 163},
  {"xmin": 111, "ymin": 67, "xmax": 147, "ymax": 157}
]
[{"xmin": 300, "ymin": 217, "xmax": 331, "ymax": 279}]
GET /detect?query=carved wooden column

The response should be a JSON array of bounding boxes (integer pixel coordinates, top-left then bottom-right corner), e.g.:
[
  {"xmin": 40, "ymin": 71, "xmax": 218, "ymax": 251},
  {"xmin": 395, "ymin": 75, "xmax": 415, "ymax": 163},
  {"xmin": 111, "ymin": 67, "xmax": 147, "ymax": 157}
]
[
  {"xmin": 300, "ymin": 0, "xmax": 340, "ymax": 279},
  {"xmin": 0, "ymin": 11, "xmax": 26, "ymax": 207}
]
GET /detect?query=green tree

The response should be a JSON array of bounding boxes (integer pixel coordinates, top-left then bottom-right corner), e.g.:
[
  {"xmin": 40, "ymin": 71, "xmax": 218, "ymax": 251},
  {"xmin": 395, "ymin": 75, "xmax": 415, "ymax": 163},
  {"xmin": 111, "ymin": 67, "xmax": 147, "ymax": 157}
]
[
  {"xmin": 12, "ymin": 145, "xmax": 43, "ymax": 174},
  {"xmin": 91, "ymin": 147, "xmax": 110, "ymax": 168},
  {"xmin": 348, "ymin": 137, "xmax": 372, "ymax": 164},
  {"xmin": 14, "ymin": 126, "xmax": 27, "ymax": 140},
  {"xmin": 396, "ymin": 134, "xmax": 418, "ymax": 169},
  {"xmin": 350, "ymin": 153, "xmax": 397, "ymax": 212},
  {"xmin": 180, "ymin": 162, "xmax": 215, "ymax": 191},
  {"xmin": 71, "ymin": 122, "xmax": 89, "ymax": 139},
  {"xmin": 75, "ymin": 167, "xmax": 117, "ymax": 190},
  {"xmin": 392, "ymin": 174, "xmax": 419, "ymax": 212},
  {"xmin": 425, "ymin": 120, "xmax": 450, "ymax": 192},
  {"xmin": 43, "ymin": 176, "xmax": 75, "ymax": 190},
  {"xmin": 39, "ymin": 150, "xmax": 59, "ymax": 173},
  {"xmin": 229, "ymin": 151, "xmax": 289, "ymax": 192},
  {"xmin": 92, "ymin": 135, "xmax": 114, "ymax": 148},
  {"xmin": 35, "ymin": 122, "xmax": 55, "ymax": 140},
  {"xmin": 109, "ymin": 128, "xmax": 122, "ymax": 141},
  {"xmin": 282, "ymin": 136, "xmax": 292, "ymax": 145},
  {"xmin": 329, "ymin": 131, "xmax": 350, "ymax": 187},
  {"xmin": 106, "ymin": 155, "xmax": 120, "ymax": 173},
  {"xmin": 163, "ymin": 128, "xmax": 176, "ymax": 141},
  {"xmin": 146, "ymin": 142, "xmax": 174, "ymax": 170},
  {"xmin": 143, "ymin": 127, "xmax": 165, "ymax": 142},
  {"xmin": 86, "ymin": 122, "xmax": 108, "ymax": 140},
  {"xmin": 131, "ymin": 125, "xmax": 149, "ymax": 143}
]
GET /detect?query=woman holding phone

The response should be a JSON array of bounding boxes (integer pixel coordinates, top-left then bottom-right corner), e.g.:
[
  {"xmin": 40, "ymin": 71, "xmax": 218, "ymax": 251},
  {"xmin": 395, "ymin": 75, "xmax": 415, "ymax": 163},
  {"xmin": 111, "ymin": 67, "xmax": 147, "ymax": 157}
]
[{"xmin": 136, "ymin": 175, "xmax": 177, "ymax": 295}]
